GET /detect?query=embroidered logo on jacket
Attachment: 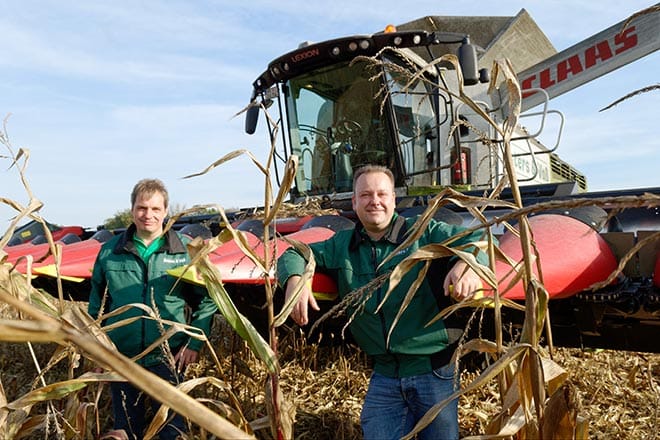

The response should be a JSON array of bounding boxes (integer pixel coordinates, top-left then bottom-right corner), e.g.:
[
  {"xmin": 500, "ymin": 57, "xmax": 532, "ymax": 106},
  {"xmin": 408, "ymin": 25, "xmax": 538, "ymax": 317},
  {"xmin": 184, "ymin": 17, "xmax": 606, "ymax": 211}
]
[{"xmin": 163, "ymin": 257, "xmax": 187, "ymax": 265}]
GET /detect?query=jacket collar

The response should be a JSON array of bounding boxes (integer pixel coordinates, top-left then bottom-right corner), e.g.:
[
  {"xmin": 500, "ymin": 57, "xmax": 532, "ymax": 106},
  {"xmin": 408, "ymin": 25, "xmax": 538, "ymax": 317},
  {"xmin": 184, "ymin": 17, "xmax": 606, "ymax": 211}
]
[
  {"xmin": 349, "ymin": 213, "xmax": 408, "ymax": 250},
  {"xmin": 115, "ymin": 224, "xmax": 187, "ymax": 254}
]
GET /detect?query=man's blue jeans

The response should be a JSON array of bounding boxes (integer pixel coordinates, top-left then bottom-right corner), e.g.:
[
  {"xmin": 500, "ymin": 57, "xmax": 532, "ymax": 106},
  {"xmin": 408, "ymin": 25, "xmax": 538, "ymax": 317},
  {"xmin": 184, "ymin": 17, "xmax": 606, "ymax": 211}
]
[
  {"xmin": 110, "ymin": 363, "xmax": 186, "ymax": 440},
  {"xmin": 360, "ymin": 363, "xmax": 459, "ymax": 440}
]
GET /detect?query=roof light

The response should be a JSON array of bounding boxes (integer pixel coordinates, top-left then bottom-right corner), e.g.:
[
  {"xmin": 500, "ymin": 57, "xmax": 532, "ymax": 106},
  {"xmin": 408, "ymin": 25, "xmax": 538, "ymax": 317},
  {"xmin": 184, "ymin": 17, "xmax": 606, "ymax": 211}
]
[
  {"xmin": 384, "ymin": 24, "xmax": 397, "ymax": 33},
  {"xmin": 348, "ymin": 41, "xmax": 358, "ymax": 51},
  {"xmin": 413, "ymin": 34, "xmax": 422, "ymax": 45},
  {"xmin": 359, "ymin": 39, "xmax": 370, "ymax": 50},
  {"xmin": 331, "ymin": 46, "xmax": 341, "ymax": 56},
  {"xmin": 393, "ymin": 36, "xmax": 403, "ymax": 46}
]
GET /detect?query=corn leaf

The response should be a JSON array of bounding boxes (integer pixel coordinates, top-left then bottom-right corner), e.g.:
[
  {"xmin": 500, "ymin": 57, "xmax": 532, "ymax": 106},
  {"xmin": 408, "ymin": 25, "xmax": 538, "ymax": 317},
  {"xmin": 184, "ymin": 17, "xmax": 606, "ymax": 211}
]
[
  {"xmin": 196, "ymin": 254, "xmax": 279, "ymax": 373},
  {"xmin": 272, "ymin": 236, "xmax": 316, "ymax": 327}
]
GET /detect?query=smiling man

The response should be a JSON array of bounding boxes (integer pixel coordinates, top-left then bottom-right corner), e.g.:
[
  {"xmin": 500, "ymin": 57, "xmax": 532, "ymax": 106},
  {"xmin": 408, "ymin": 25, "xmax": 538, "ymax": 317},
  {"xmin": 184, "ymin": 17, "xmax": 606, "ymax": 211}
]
[
  {"xmin": 88, "ymin": 178, "xmax": 217, "ymax": 439},
  {"xmin": 278, "ymin": 164, "xmax": 490, "ymax": 440}
]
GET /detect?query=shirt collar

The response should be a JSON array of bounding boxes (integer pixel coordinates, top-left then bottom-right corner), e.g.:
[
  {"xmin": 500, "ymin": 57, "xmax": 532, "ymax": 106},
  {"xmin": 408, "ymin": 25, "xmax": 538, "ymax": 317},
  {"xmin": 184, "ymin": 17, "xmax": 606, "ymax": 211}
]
[{"xmin": 349, "ymin": 213, "xmax": 408, "ymax": 249}]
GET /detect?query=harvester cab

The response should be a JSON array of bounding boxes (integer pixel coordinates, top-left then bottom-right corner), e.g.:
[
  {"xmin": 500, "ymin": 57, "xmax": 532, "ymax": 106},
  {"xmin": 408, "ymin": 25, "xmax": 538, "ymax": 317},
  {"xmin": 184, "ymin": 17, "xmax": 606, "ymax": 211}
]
[
  {"xmin": 243, "ymin": 15, "xmax": 597, "ymax": 207},
  {"xmin": 246, "ymin": 29, "xmax": 539, "ymax": 201}
]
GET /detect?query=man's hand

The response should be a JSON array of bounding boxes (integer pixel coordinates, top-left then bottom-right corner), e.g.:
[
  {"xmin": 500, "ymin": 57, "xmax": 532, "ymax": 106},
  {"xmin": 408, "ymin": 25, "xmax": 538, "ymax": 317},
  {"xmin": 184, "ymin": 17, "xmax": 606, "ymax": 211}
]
[
  {"xmin": 174, "ymin": 346, "xmax": 199, "ymax": 373},
  {"xmin": 443, "ymin": 260, "xmax": 482, "ymax": 301},
  {"xmin": 285, "ymin": 275, "xmax": 319, "ymax": 326}
]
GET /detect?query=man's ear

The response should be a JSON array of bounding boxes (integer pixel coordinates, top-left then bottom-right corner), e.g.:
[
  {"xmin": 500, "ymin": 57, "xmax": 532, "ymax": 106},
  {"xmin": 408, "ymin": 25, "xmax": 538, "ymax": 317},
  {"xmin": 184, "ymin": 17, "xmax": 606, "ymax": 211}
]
[{"xmin": 351, "ymin": 195, "xmax": 356, "ymax": 212}]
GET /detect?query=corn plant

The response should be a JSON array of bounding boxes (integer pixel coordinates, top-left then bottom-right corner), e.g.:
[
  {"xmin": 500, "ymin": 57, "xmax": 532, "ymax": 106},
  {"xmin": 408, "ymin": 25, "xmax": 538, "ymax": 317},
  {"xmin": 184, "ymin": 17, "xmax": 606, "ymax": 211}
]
[{"xmin": 180, "ymin": 105, "xmax": 308, "ymax": 438}]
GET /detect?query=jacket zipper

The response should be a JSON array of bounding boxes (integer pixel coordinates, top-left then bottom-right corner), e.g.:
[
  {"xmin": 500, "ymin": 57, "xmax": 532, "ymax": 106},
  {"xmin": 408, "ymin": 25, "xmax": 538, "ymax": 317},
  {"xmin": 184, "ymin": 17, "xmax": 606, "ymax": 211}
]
[
  {"xmin": 372, "ymin": 242, "xmax": 399, "ymax": 377},
  {"xmin": 140, "ymin": 253, "xmax": 149, "ymax": 361}
]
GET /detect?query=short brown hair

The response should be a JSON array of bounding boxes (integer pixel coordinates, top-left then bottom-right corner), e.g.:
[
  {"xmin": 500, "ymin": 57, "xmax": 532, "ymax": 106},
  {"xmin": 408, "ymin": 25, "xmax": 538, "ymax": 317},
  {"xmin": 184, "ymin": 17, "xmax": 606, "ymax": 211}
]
[
  {"xmin": 131, "ymin": 178, "xmax": 169, "ymax": 209},
  {"xmin": 352, "ymin": 165, "xmax": 395, "ymax": 190}
]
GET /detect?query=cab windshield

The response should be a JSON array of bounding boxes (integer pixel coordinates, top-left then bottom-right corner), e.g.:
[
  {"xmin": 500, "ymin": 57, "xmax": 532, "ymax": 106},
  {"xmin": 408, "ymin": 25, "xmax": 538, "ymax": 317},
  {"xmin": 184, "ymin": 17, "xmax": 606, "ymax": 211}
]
[
  {"xmin": 285, "ymin": 61, "xmax": 395, "ymax": 195},
  {"xmin": 284, "ymin": 55, "xmax": 443, "ymax": 196}
]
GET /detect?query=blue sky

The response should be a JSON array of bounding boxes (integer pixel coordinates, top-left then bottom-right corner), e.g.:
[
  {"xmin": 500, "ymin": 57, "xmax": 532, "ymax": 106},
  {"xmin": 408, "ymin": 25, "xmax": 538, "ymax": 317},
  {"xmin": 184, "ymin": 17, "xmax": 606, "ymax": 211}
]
[{"xmin": 1, "ymin": 1, "xmax": 658, "ymax": 229}]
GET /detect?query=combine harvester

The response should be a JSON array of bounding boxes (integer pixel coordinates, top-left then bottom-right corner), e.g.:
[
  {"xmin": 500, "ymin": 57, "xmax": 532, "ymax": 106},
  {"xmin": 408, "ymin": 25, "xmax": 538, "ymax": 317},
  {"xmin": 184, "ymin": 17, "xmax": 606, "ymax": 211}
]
[
  {"xmin": 236, "ymin": 5, "xmax": 660, "ymax": 351},
  {"xmin": 5, "ymin": 6, "xmax": 659, "ymax": 352}
]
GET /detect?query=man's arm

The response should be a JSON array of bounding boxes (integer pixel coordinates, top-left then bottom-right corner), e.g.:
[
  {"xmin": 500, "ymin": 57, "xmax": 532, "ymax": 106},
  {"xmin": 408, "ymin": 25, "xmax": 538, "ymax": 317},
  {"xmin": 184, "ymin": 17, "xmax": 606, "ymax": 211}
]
[
  {"xmin": 173, "ymin": 283, "xmax": 218, "ymax": 372},
  {"xmin": 428, "ymin": 219, "xmax": 491, "ymax": 300},
  {"xmin": 442, "ymin": 260, "xmax": 482, "ymax": 301},
  {"xmin": 186, "ymin": 285, "xmax": 218, "ymax": 348},
  {"xmin": 284, "ymin": 275, "xmax": 320, "ymax": 326},
  {"xmin": 278, "ymin": 239, "xmax": 333, "ymax": 326},
  {"xmin": 88, "ymin": 253, "xmax": 106, "ymax": 319},
  {"xmin": 174, "ymin": 347, "xmax": 200, "ymax": 372}
]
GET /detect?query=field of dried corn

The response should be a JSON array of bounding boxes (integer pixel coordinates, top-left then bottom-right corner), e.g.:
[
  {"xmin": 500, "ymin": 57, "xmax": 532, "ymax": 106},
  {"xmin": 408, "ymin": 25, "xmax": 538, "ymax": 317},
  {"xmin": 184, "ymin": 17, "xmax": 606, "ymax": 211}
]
[
  {"xmin": 217, "ymin": 322, "xmax": 660, "ymax": 440},
  {"xmin": 1, "ymin": 307, "xmax": 658, "ymax": 439},
  {"xmin": 3, "ymin": 11, "xmax": 659, "ymax": 434}
]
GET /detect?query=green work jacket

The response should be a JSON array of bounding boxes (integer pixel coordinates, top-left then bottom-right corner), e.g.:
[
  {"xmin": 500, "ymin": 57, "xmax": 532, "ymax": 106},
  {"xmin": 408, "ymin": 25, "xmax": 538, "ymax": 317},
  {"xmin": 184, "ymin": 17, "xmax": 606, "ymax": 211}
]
[
  {"xmin": 88, "ymin": 224, "xmax": 217, "ymax": 366},
  {"xmin": 278, "ymin": 213, "xmax": 490, "ymax": 378}
]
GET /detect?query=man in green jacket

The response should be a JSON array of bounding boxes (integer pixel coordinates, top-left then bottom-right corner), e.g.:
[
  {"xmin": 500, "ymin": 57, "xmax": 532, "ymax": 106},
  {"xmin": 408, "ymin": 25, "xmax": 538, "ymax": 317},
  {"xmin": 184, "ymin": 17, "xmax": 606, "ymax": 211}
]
[
  {"xmin": 278, "ymin": 165, "xmax": 489, "ymax": 440},
  {"xmin": 89, "ymin": 178, "xmax": 217, "ymax": 440}
]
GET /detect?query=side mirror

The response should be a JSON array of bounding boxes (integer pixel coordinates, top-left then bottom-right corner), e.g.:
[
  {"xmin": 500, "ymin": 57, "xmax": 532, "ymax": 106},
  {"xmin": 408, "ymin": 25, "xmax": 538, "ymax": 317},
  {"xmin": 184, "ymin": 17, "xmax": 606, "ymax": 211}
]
[
  {"xmin": 479, "ymin": 68, "xmax": 490, "ymax": 83},
  {"xmin": 245, "ymin": 104, "xmax": 259, "ymax": 135},
  {"xmin": 457, "ymin": 36, "xmax": 479, "ymax": 86}
]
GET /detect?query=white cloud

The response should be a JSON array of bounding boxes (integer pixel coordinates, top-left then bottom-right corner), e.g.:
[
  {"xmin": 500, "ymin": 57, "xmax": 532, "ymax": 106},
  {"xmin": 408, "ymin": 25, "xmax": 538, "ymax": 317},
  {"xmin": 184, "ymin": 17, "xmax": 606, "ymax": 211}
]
[{"xmin": 0, "ymin": 21, "xmax": 254, "ymax": 85}]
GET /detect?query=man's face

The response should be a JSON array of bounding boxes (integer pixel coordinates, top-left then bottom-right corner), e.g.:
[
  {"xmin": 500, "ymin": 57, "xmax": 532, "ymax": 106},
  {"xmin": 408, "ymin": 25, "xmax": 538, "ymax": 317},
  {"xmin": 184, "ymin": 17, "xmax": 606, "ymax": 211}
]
[
  {"xmin": 352, "ymin": 171, "xmax": 396, "ymax": 236},
  {"xmin": 131, "ymin": 191, "xmax": 167, "ymax": 238}
]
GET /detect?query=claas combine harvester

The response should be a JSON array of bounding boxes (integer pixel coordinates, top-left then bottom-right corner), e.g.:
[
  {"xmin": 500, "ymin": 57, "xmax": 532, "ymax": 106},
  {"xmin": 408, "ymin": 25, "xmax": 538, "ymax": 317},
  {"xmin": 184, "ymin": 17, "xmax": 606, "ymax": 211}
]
[{"xmin": 5, "ymin": 6, "xmax": 660, "ymax": 353}]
